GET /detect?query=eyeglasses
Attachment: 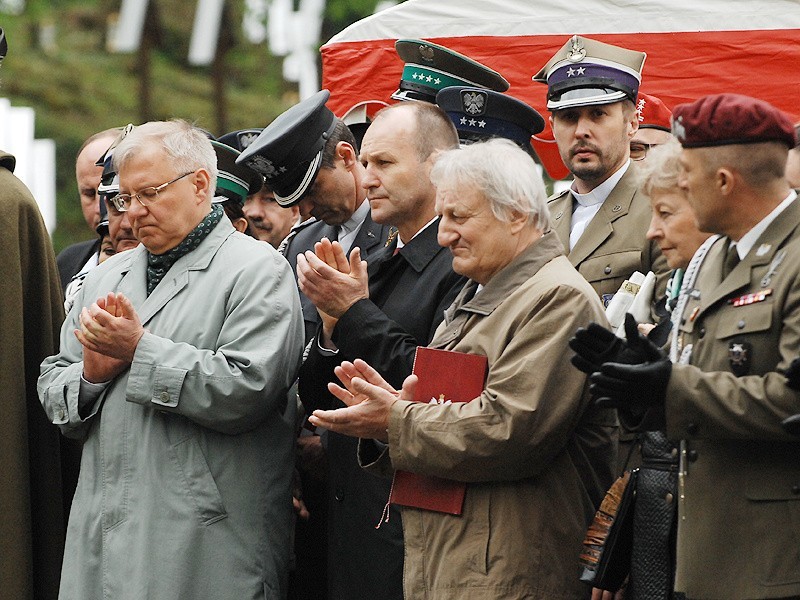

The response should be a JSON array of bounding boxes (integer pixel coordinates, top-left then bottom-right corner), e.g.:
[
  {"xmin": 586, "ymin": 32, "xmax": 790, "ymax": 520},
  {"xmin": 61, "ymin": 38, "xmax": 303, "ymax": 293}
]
[
  {"xmin": 110, "ymin": 171, "xmax": 194, "ymax": 212},
  {"xmin": 630, "ymin": 142, "xmax": 657, "ymax": 161}
]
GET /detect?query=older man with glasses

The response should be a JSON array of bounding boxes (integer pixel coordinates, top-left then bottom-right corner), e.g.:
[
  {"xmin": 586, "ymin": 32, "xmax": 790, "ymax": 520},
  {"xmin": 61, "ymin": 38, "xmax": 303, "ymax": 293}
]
[{"xmin": 39, "ymin": 119, "xmax": 304, "ymax": 600}]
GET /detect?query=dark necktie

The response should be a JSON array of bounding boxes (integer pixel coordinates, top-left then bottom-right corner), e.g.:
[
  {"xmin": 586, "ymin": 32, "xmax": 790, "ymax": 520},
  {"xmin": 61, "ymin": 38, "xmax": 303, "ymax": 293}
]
[
  {"xmin": 327, "ymin": 224, "xmax": 339, "ymax": 243},
  {"xmin": 722, "ymin": 243, "xmax": 740, "ymax": 279}
]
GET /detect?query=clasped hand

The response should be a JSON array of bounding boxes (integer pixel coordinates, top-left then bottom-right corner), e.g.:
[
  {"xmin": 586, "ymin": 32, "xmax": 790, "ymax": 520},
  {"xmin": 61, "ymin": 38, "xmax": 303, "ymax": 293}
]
[
  {"xmin": 75, "ymin": 292, "xmax": 144, "ymax": 382},
  {"xmin": 308, "ymin": 359, "xmax": 416, "ymax": 443},
  {"xmin": 296, "ymin": 238, "xmax": 369, "ymax": 319}
]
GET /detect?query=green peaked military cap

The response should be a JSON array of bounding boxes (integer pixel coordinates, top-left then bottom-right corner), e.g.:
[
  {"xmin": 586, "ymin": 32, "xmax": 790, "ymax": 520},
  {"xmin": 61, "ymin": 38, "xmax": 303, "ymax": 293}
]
[
  {"xmin": 392, "ymin": 39, "xmax": 509, "ymax": 103},
  {"xmin": 211, "ymin": 140, "xmax": 263, "ymax": 205}
]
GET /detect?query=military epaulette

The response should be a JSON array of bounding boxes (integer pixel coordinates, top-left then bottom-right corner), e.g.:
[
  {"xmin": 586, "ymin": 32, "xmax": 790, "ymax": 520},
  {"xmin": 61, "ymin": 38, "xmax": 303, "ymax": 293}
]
[
  {"xmin": 289, "ymin": 216, "xmax": 318, "ymax": 234},
  {"xmin": 278, "ymin": 217, "xmax": 318, "ymax": 256},
  {"xmin": 547, "ymin": 188, "xmax": 571, "ymax": 203}
]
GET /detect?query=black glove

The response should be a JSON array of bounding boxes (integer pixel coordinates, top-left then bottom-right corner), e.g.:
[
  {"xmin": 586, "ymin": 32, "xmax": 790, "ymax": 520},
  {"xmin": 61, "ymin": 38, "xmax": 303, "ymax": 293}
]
[
  {"xmin": 782, "ymin": 414, "xmax": 800, "ymax": 437},
  {"xmin": 785, "ymin": 357, "xmax": 800, "ymax": 391},
  {"xmin": 570, "ymin": 313, "xmax": 663, "ymax": 375}
]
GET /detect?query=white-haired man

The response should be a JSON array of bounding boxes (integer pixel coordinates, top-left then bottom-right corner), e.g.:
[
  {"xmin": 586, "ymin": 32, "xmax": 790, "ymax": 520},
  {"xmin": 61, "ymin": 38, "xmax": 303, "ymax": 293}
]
[{"xmin": 39, "ymin": 120, "xmax": 304, "ymax": 599}]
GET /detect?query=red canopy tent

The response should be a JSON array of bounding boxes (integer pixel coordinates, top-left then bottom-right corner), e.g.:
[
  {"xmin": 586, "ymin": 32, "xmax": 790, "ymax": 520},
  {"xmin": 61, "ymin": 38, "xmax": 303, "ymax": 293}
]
[{"xmin": 321, "ymin": 0, "xmax": 800, "ymax": 179}]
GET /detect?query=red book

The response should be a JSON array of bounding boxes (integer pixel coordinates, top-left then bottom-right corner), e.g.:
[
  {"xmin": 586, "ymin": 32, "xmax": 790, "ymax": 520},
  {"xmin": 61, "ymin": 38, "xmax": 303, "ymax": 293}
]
[{"xmin": 389, "ymin": 347, "xmax": 488, "ymax": 515}]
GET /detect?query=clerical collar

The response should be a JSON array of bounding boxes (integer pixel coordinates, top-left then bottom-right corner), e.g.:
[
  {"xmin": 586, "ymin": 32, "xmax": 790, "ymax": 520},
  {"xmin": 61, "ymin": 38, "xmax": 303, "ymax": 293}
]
[{"xmin": 571, "ymin": 159, "xmax": 630, "ymax": 208}]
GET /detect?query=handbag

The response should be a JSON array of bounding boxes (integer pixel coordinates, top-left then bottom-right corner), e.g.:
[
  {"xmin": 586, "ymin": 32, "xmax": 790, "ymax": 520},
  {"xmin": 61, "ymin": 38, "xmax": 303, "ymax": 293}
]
[{"xmin": 579, "ymin": 468, "xmax": 638, "ymax": 591}]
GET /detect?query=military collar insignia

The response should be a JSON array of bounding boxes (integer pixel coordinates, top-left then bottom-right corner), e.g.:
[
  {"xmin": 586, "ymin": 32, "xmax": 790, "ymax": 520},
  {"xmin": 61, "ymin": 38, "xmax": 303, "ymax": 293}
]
[
  {"xmin": 755, "ymin": 243, "xmax": 772, "ymax": 257},
  {"xmin": 761, "ymin": 249, "xmax": 787, "ymax": 287}
]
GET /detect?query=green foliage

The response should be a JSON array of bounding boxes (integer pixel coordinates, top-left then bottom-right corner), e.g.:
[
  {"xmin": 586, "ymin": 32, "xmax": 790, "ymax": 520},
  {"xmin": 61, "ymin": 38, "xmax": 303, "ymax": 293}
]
[{"xmin": 0, "ymin": 2, "xmax": 294, "ymax": 253}]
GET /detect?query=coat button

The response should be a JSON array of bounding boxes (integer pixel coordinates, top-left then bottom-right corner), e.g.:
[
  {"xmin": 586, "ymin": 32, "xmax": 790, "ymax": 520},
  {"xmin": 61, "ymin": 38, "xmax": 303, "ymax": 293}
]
[
  {"xmin": 737, "ymin": 320, "xmax": 746, "ymax": 330},
  {"xmin": 687, "ymin": 450, "xmax": 699, "ymax": 462},
  {"xmin": 604, "ymin": 266, "xmax": 612, "ymax": 275},
  {"xmin": 698, "ymin": 328, "xmax": 706, "ymax": 338},
  {"xmin": 792, "ymin": 485, "xmax": 800, "ymax": 495},
  {"xmin": 687, "ymin": 423, "xmax": 698, "ymax": 435},
  {"xmin": 334, "ymin": 488, "xmax": 345, "ymax": 501},
  {"xmin": 670, "ymin": 447, "xmax": 678, "ymax": 459},
  {"xmin": 160, "ymin": 391, "xmax": 170, "ymax": 403},
  {"xmin": 665, "ymin": 492, "xmax": 674, "ymax": 505}
]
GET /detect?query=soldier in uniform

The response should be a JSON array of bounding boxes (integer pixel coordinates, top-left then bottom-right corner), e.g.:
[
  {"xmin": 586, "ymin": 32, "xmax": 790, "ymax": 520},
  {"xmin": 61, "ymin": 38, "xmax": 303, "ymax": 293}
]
[
  {"xmin": 533, "ymin": 35, "xmax": 669, "ymax": 304},
  {"xmin": 534, "ymin": 35, "xmax": 670, "ymax": 475},
  {"xmin": 578, "ymin": 93, "xmax": 800, "ymax": 600},
  {"xmin": 237, "ymin": 91, "xmax": 392, "ymax": 600}
]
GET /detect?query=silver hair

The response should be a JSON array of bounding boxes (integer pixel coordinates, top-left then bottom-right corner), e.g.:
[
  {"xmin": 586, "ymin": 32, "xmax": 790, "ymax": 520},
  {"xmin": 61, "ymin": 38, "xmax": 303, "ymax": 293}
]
[
  {"xmin": 113, "ymin": 119, "xmax": 217, "ymax": 192},
  {"xmin": 636, "ymin": 137, "xmax": 682, "ymax": 196},
  {"xmin": 429, "ymin": 138, "xmax": 550, "ymax": 230}
]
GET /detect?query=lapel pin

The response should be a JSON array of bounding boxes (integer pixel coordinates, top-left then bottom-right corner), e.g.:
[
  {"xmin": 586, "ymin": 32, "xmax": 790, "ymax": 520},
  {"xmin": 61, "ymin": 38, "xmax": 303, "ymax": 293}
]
[
  {"xmin": 555, "ymin": 211, "xmax": 563, "ymax": 220},
  {"xmin": 611, "ymin": 204, "xmax": 622, "ymax": 212}
]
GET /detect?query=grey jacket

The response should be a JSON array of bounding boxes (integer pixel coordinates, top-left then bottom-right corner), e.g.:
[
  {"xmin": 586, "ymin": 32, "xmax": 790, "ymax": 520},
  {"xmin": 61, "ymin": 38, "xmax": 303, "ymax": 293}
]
[{"xmin": 39, "ymin": 217, "xmax": 304, "ymax": 599}]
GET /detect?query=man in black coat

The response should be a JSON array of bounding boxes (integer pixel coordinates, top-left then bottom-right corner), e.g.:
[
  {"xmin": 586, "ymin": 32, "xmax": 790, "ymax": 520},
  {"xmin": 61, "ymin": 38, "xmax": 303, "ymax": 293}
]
[
  {"xmin": 237, "ymin": 91, "xmax": 392, "ymax": 600},
  {"xmin": 295, "ymin": 101, "xmax": 467, "ymax": 600}
]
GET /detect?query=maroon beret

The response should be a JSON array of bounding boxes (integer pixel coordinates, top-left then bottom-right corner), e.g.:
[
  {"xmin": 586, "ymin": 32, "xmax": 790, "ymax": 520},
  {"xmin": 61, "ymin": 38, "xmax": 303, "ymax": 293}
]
[{"xmin": 671, "ymin": 93, "xmax": 796, "ymax": 149}]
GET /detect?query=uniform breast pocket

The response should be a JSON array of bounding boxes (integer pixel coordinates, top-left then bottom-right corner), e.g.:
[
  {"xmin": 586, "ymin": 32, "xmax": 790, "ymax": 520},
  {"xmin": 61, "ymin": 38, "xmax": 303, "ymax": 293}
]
[
  {"xmin": 714, "ymin": 302, "xmax": 773, "ymax": 340},
  {"xmin": 713, "ymin": 302, "xmax": 774, "ymax": 376},
  {"xmin": 579, "ymin": 250, "xmax": 643, "ymax": 297}
]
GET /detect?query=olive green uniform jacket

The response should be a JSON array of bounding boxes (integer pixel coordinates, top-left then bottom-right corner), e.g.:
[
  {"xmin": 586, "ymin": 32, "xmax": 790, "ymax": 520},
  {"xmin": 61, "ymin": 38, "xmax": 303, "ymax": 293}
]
[
  {"xmin": 362, "ymin": 232, "xmax": 618, "ymax": 599},
  {"xmin": 664, "ymin": 197, "xmax": 800, "ymax": 598},
  {"xmin": 550, "ymin": 164, "xmax": 670, "ymax": 474},
  {"xmin": 0, "ymin": 151, "xmax": 66, "ymax": 599},
  {"xmin": 548, "ymin": 164, "xmax": 670, "ymax": 301}
]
